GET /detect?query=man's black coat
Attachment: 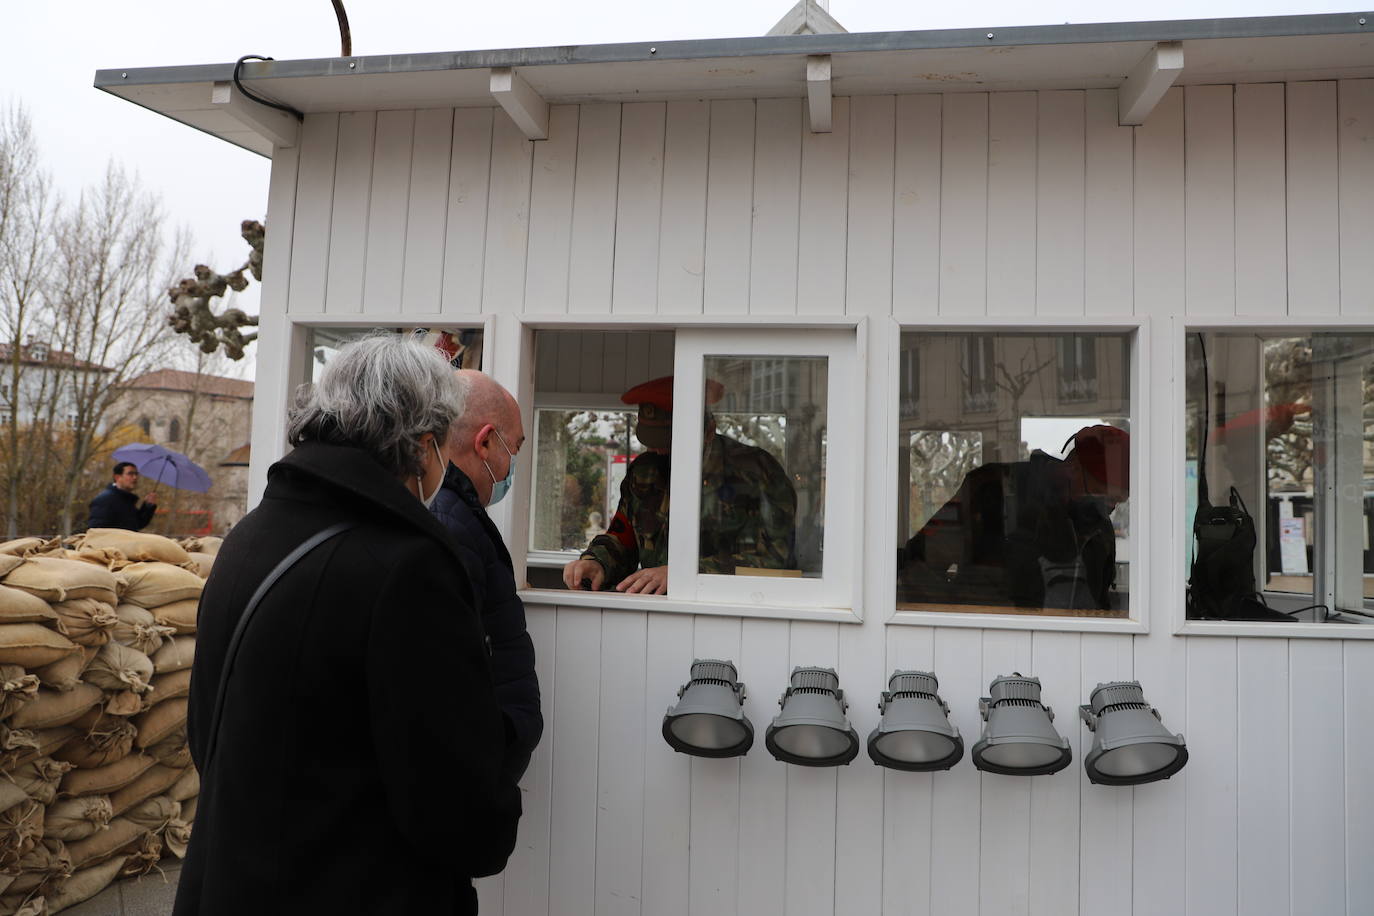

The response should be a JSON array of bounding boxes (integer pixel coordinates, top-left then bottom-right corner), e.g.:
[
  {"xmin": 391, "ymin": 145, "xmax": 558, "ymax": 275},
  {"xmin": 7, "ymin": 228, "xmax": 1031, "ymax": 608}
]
[
  {"xmin": 86, "ymin": 483, "xmax": 156, "ymax": 531},
  {"xmin": 174, "ymin": 443, "xmax": 520, "ymax": 915},
  {"xmin": 430, "ymin": 464, "xmax": 542, "ymax": 781}
]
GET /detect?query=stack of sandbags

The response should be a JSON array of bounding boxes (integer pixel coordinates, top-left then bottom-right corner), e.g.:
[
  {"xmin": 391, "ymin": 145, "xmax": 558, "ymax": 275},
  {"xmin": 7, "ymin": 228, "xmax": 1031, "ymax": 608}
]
[
  {"xmin": 0, "ymin": 532, "xmax": 200, "ymax": 914},
  {"xmin": 176, "ymin": 537, "xmax": 222, "ymax": 581}
]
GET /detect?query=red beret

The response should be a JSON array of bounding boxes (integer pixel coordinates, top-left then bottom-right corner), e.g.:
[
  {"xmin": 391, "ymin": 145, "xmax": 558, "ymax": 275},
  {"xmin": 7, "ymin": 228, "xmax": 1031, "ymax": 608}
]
[
  {"xmin": 1069, "ymin": 424, "xmax": 1130, "ymax": 487},
  {"xmin": 620, "ymin": 376, "xmax": 725, "ymax": 413}
]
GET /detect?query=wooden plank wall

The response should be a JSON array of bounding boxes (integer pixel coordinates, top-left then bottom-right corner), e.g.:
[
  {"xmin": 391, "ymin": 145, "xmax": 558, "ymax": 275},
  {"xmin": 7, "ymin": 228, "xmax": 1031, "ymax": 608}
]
[{"xmin": 255, "ymin": 80, "xmax": 1374, "ymax": 916}]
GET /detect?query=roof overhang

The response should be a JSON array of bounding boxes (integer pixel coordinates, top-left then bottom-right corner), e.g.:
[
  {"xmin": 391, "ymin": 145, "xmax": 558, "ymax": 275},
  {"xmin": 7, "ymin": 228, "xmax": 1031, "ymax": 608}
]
[{"xmin": 95, "ymin": 12, "xmax": 1374, "ymax": 157}]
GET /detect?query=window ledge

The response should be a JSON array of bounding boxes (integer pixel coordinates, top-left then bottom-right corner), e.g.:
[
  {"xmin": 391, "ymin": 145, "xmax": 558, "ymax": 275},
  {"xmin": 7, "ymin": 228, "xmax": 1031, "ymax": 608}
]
[
  {"xmin": 888, "ymin": 607, "xmax": 1148, "ymax": 634},
  {"xmin": 1176, "ymin": 619, "xmax": 1374, "ymax": 640},
  {"xmin": 518, "ymin": 587, "xmax": 862, "ymax": 623}
]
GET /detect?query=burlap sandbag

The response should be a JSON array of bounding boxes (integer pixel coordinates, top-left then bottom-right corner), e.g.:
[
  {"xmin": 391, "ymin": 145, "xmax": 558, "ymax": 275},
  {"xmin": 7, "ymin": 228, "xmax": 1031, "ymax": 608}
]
[
  {"xmin": 59, "ymin": 753, "xmax": 155, "ymax": 799},
  {"xmin": 151, "ymin": 636, "xmax": 195, "ymax": 674},
  {"xmin": 144, "ymin": 667, "xmax": 192, "ymax": 708},
  {"xmin": 163, "ymin": 816, "xmax": 192, "ymax": 858},
  {"xmin": 48, "ymin": 599, "xmax": 118, "ymax": 648},
  {"xmin": 65, "ymin": 817, "xmax": 146, "ymax": 871},
  {"xmin": 77, "ymin": 529, "xmax": 190, "ymax": 566},
  {"xmin": 0, "ymin": 584, "xmax": 57, "ymax": 624},
  {"xmin": 66, "ymin": 545, "xmax": 131, "ymax": 570},
  {"xmin": 114, "ymin": 562, "xmax": 203, "ymax": 609},
  {"xmin": 6, "ymin": 836, "xmax": 72, "ymax": 899},
  {"xmin": 180, "ymin": 794, "xmax": 197, "ymax": 823},
  {"xmin": 110, "ymin": 765, "xmax": 185, "ymax": 818},
  {"xmin": 0, "ymin": 664, "xmax": 39, "ymax": 718},
  {"xmin": 0, "ymin": 624, "xmax": 80, "ymax": 670},
  {"xmin": 32, "ymin": 645, "xmax": 98, "ymax": 692},
  {"xmin": 45, "ymin": 795, "xmax": 114, "ymax": 843},
  {"xmin": 0, "ymin": 800, "xmax": 43, "ymax": 869},
  {"xmin": 0, "ymin": 538, "xmax": 46, "ymax": 557},
  {"xmin": 9, "ymin": 684, "xmax": 102, "ymax": 730},
  {"xmin": 111, "ymin": 604, "xmax": 174, "ymax": 656},
  {"xmin": 166, "ymin": 765, "xmax": 199, "ymax": 803},
  {"xmin": 133, "ymin": 698, "xmax": 186, "ymax": 749},
  {"xmin": 151, "ymin": 598, "xmax": 198, "ymax": 635},
  {"xmin": 185, "ymin": 552, "xmax": 216, "ymax": 579},
  {"xmin": 147, "ymin": 725, "xmax": 190, "ymax": 768},
  {"xmin": 0, "ymin": 778, "xmax": 29, "ymax": 814},
  {"xmin": 52, "ymin": 716, "xmax": 137, "ymax": 769},
  {"xmin": 83, "ymin": 643, "xmax": 154, "ymax": 697},
  {"xmin": 46, "ymin": 853, "xmax": 128, "ymax": 912},
  {"xmin": 124, "ymin": 795, "xmax": 180, "ymax": 833},
  {"xmin": 117, "ymin": 830, "xmax": 164, "ymax": 879},
  {"xmin": 1, "ymin": 557, "xmax": 119, "ymax": 606},
  {"xmin": 179, "ymin": 536, "xmax": 222, "ymax": 557},
  {"xmin": 8, "ymin": 755, "xmax": 74, "ymax": 805},
  {"xmin": 1, "ymin": 725, "xmax": 75, "ymax": 772},
  {"xmin": 0, "ymin": 555, "xmax": 22, "ymax": 577}
]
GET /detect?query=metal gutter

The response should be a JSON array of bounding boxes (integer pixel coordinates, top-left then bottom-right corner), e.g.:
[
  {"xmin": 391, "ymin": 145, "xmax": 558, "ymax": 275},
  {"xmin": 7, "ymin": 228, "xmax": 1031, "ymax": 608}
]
[{"xmin": 94, "ymin": 11, "xmax": 1372, "ymax": 89}]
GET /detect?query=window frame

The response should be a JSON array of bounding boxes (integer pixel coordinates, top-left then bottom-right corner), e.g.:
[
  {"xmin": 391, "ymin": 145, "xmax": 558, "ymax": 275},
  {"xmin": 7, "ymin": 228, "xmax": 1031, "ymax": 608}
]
[
  {"xmin": 511, "ymin": 314, "xmax": 866, "ymax": 624},
  {"xmin": 886, "ymin": 316, "xmax": 1151, "ymax": 635},
  {"xmin": 1176, "ymin": 316, "xmax": 1374, "ymax": 640}
]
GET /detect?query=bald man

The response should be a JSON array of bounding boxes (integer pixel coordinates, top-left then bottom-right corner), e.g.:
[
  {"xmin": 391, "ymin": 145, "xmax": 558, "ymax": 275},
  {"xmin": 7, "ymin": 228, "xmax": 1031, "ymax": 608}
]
[{"xmin": 431, "ymin": 370, "xmax": 542, "ymax": 781}]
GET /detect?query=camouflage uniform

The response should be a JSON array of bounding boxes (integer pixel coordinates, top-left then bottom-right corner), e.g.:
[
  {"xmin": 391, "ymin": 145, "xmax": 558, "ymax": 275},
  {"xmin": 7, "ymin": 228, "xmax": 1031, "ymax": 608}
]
[{"xmin": 581, "ymin": 434, "xmax": 798, "ymax": 587}]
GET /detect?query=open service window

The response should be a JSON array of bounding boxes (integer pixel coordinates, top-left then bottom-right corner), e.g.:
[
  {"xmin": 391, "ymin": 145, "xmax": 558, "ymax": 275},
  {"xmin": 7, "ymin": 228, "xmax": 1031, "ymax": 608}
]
[
  {"xmin": 895, "ymin": 328, "xmax": 1136, "ymax": 621},
  {"xmin": 305, "ymin": 325, "xmax": 484, "ymax": 381},
  {"xmin": 1184, "ymin": 328, "xmax": 1374, "ymax": 628}
]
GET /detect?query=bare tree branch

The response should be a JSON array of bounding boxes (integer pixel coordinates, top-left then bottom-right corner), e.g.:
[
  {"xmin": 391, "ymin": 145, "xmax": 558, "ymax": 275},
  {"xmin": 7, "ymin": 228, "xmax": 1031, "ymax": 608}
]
[{"xmin": 166, "ymin": 219, "xmax": 262, "ymax": 360}]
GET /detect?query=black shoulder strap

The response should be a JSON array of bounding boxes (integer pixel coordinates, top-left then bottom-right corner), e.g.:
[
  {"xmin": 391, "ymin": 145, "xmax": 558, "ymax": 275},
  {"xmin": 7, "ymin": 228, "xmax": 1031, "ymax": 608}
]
[{"xmin": 202, "ymin": 521, "xmax": 357, "ymax": 773}]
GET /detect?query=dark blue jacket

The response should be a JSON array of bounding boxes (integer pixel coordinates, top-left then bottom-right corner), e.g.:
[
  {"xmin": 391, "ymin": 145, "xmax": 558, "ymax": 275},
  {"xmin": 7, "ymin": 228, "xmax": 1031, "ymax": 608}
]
[
  {"xmin": 87, "ymin": 483, "xmax": 156, "ymax": 531},
  {"xmin": 431, "ymin": 464, "xmax": 542, "ymax": 781}
]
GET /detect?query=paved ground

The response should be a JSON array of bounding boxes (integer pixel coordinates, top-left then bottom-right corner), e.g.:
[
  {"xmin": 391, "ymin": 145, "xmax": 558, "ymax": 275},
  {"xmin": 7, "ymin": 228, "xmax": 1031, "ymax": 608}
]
[{"xmin": 59, "ymin": 861, "xmax": 181, "ymax": 916}]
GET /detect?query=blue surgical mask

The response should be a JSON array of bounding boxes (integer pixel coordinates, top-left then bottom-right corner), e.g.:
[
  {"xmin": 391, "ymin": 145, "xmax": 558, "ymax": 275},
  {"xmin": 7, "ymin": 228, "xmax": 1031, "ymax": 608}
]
[{"xmin": 483, "ymin": 430, "xmax": 517, "ymax": 506}]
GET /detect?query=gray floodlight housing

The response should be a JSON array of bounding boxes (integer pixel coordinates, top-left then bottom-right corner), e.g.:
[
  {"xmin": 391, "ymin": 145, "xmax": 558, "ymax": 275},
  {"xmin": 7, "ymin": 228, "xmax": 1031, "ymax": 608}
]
[
  {"xmin": 662, "ymin": 659, "xmax": 754, "ymax": 758},
  {"xmin": 866, "ymin": 670, "xmax": 964, "ymax": 771},
  {"xmin": 765, "ymin": 666, "xmax": 859, "ymax": 767},
  {"xmin": 971, "ymin": 673, "xmax": 1072, "ymax": 776},
  {"xmin": 1079, "ymin": 681, "xmax": 1188, "ymax": 785}
]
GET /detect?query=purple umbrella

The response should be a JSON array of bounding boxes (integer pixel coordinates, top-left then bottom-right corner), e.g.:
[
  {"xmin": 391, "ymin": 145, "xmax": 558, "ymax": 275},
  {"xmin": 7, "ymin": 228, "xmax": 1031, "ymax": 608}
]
[{"xmin": 112, "ymin": 442, "xmax": 213, "ymax": 493}]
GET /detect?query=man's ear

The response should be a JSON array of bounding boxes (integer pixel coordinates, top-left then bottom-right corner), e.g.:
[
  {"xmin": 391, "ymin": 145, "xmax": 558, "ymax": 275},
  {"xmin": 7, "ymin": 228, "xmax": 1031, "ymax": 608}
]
[{"xmin": 472, "ymin": 423, "xmax": 496, "ymax": 457}]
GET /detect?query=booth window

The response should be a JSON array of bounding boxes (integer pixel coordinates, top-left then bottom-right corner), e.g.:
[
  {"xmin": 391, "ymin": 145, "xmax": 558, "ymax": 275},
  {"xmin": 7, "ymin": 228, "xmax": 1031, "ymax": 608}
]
[
  {"xmin": 306, "ymin": 325, "xmax": 483, "ymax": 382},
  {"xmin": 896, "ymin": 331, "xmax": 1132, "ymax": 619},
  {"xmin": 1185, "ymin": 330, "xmax": 1374, "ymax": 625}
]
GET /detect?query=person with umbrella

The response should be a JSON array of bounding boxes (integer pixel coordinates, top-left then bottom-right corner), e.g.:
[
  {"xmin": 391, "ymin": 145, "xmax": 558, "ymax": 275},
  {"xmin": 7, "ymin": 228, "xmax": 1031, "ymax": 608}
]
[{"xmin": 86, "ymin": 461, "xmax": 159, "ymax": 531}]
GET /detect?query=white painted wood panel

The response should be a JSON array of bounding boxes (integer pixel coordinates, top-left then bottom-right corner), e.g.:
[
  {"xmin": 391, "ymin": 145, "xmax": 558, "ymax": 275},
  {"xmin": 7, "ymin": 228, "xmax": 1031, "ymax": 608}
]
[
  {"xmin": 441, "ymin": 108, "xmax": 494, "ymax": 314},
  {"xmin": 595, "ymin": 611, "xmax": 648, "ymax": 916},
  {"xmin": 1036, "ymin": 90, "xmax": 1086, "ymax": 317},
  {"xmin": 286, "ymin": 113, "xmax": 338, "ymax": 314},
  {"xmin": 1338, "ymin": 79, "xmax": 1374, "ymax": 316},
  {"xmin": 657, "ymin": 101, "xmax": 709, "ymax": 316},
  {"xmin": 612, "ymin": 103, "xmax": 666, "ymax": 314},
  {"xmin": 483, "ymin": 112, "xmax": 535, "ymax": 314},
  {"xmin": 641, "ymin": 614, "xmax": 693, "ymax": 916},
  {"xmin": 1184, "ymin": 637, "xmax": 1238, "ymax": 915},
  {"xmin": 1132, "ymin": 87, "xmax": 1184, "ymax": 321},
  {"xmin": 1234, "ymin": 83, "xmax": 1287, "ymax": 318},
  {"xmin": 783, "ymin": 621, "xmax": 841, "ymax": 916},
  {"xmin": 736, "ymin": 619, "xmax": 791, "ymax": 916},
  {"xmin": 1236, "ymin": 637, "xmax": 1290, "ymax": 916},
  {"xmin": 1083, "ymin": 89, "xmax": 1132, "ymax": 317},
  {"xmin": 939, "ymin": 93, "xmax": 989, "ymax": 317},
  {"xmin": 703, "ymin": 100, "xmax": 755, "ymax": 316},
  {"xmin": 1286, "ymin": 81, "xmax": 1340, "ymax": 316},
  {"xmin": 892, "ymin": 95, "xmax": 942, "ymax": 320},
  {"xmin": 843, "ymin": 96, "xmax": 895, "ymax": 319},
  {"xmin": 880, "ymin": 626, "xmax": 935, "ymax": 916},
  {"xmin": 400, "ymin": 108, "xmax": 453, "ymax": 313},
  {"xmin": 362, "ymin": 109, "xmax": 414, "ymax": 315},
  {"xmin": 524, "ymin": 105, "xmax": 580, "ymax": 314},
  {"xmin": 569, "ymin": 104, "xmax": 622, "ymax": 314},
  {"xmin": 930, "ymin": 627, "xmax": 982, "ymax": 916},
  {"xmin": 1028, "ymin": 631, "xmax": 1083, "ymax": 916},
  {"xmin": 986, "ymin": 91, "xmax": 1037, "ymax": 319},
  {"xmin": 1072, "ymin": 634, "xmax": 1129, "ymax": 916},
  {"xmin": 1184, "ymin": 85, "xmax": 1236, "ymax": 316},
  {"xmin": 325, "ymin": 111, "xmax": 376, "ymax": 313},
  {"xmin": 978, "ymin": 631, "xmax": 1033, "ymax": 916},
  {"xmin": 797, "ymin": 96, "xmax": 849, "ymax": 316},
  {"xmin": 689, "ymin": 616, "xmax": 743, "ymax": 916},
  {"xmin": 1289, "ymin": 641, "xmax": 1345, "ymax": 914},
  {"xmin": 749, "ymin": 98, "xmax": 802, "ymax": 316},
  {"xmin": 501, "ymin": 605, "xmax": 556, "ymax": 916},
  {"xmin": 1345, "ymin": 640, "xmax": 1374, "ymax": 916}
]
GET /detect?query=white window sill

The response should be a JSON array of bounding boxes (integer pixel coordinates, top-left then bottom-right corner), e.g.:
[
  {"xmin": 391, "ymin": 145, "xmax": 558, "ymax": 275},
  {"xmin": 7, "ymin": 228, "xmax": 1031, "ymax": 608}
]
[
  {"xmin": 1175, "ymin": 619, "xmax": 1374, "ymax": 639},
  {"xmin": 887, "ymin": 607, "xmax": 1148, "ymax": 635},
  {"xmin": 518, "ymin": 587, "xmax": 862, "ymax": 623}
]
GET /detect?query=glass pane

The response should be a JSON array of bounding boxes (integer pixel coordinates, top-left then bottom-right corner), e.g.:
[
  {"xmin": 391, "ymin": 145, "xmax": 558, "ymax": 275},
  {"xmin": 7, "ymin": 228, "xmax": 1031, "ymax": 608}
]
[
  {"xmin": 529, "ymin": 408, "xmax": 643, "ymax": 552},
  {"xmin": 700, "ymin": 356, "xmax": 826, "ymax": 578},
  {"xmin": 1185, "ymin": 331, "xmax": 1374, "ymax": 623},
  {"xmin": 307, "ymin": 326, "xmax": 482, "ymax": 383},
  {"xmin": 896, "ymin": 331, "xmax": 1131, "ymax": 617}
]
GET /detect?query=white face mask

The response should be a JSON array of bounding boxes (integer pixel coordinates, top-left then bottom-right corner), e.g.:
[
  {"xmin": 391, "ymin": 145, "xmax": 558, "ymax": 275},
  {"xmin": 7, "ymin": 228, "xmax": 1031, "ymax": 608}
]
[{"xmin": 417, "ymin": 439, "xmax": 445, "ymax": 509}]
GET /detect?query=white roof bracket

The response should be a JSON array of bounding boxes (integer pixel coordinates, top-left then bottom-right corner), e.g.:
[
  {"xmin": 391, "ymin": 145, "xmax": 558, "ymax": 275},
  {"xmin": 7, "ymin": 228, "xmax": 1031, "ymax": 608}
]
[
  {"xmin": 1118, "ymin": 41, "xmax": 1184, "ymax": 126},
  {"xmin": 490, "ymin": 67, "xmax": 549, "ymax": 140},
  {"xmin": 210, "ymin": 81, "xmax": 299, "ymax": 149},
  {"xmin": 807, "ymin": 55, "xmax": 833, "ymax": 133}
]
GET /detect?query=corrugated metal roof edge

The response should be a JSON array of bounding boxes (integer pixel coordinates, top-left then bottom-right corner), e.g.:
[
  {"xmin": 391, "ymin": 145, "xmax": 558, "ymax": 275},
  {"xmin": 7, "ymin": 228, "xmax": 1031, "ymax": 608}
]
[{"xmin": 93, "ymin": 11, "xmax": 1372, "ymax": 89}]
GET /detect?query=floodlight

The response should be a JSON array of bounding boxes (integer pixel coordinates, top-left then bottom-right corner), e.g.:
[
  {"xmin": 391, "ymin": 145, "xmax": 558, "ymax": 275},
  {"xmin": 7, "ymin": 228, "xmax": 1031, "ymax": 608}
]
[
  {"xmin": 866, "ymin": 670, "xmax": 963, "ymax": 772},
  {"xmin": 765, "ymin": 667, "xmax": 859, "ymax": 767},
  {"xmin": 662, "ymin": 659, "xmax": 754, "ymax": 758},
  {"xmin": 971, "ymin": 673, "xmax": 1072, "ymax": 776},
  {"xmin": 1079, "ymin": 681, "xmax": 1188, "ymax": 785}
]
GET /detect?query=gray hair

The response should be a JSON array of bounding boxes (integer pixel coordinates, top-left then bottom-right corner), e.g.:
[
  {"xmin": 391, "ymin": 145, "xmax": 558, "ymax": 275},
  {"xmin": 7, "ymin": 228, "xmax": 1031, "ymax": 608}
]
[{"xmin": 286, "ymin": 334, "xmax": 464, "ymax": 478}]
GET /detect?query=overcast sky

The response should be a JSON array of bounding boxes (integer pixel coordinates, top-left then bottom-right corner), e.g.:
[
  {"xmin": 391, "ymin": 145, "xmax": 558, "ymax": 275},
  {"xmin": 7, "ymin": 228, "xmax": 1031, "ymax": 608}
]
[{"xmin": 3, "ymin": 0, "xmax": 1362, "ymax": 377}]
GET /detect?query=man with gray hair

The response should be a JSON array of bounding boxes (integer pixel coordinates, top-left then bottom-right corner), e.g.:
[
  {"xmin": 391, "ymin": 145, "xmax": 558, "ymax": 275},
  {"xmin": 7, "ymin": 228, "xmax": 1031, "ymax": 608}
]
[{"xmin": 430, "ymin": 369, "xmax": 542, "ymax": 781}]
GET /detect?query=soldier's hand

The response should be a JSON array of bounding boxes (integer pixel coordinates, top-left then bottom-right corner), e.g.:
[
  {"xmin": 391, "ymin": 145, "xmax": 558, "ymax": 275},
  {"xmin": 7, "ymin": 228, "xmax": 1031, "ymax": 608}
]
[
  {"xmin": 563, "ymin": 559, "xmax": 605, "ymax": 591},
  {"xmin": 617, "ymin": 565, "xmax": 668, "ymax": 595}
]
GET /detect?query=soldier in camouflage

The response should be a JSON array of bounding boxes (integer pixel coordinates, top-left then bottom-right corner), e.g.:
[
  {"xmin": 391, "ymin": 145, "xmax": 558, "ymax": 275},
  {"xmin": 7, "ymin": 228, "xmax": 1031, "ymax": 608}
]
[{"xmin": 562, "ymin": 376, "xmax": 798, "ymax": 595}]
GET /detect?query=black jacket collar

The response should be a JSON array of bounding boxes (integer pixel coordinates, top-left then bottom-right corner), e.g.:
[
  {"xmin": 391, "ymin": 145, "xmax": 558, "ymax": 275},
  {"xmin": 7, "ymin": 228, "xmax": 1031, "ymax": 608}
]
[
  {"xmin": 269, "ymin": 442, "xmax": 465, "ymax": 567},
  {"xmin": 441, "ymin": 464, "xmax": 483, "ymax": 510}
]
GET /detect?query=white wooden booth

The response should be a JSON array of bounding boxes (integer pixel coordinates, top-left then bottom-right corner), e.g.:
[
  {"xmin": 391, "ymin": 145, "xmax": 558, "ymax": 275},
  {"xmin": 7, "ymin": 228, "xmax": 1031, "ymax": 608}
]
[{"xmin": 99, "ymin": 12, "xmax": 1374, "ymax": 915}]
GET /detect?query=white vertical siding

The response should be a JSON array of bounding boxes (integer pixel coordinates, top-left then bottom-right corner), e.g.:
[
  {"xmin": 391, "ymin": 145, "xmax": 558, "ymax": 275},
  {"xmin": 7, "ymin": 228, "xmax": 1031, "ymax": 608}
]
[{"xmin": 253, "ymin": 79, "xmax": 1374, "ymax": 916}]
